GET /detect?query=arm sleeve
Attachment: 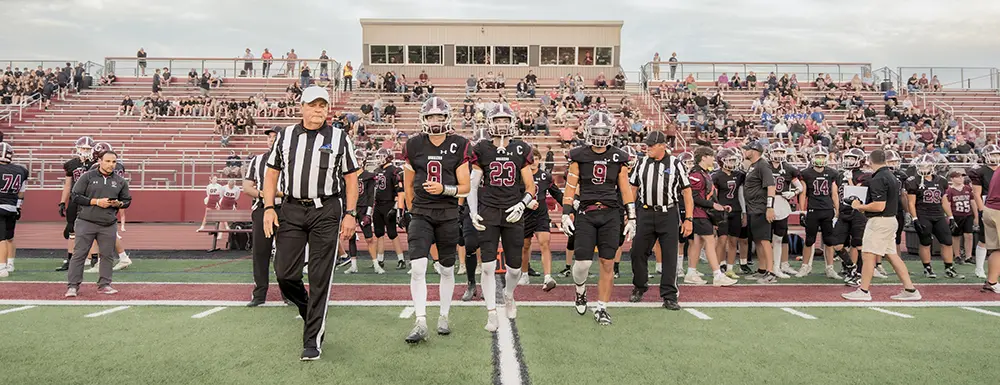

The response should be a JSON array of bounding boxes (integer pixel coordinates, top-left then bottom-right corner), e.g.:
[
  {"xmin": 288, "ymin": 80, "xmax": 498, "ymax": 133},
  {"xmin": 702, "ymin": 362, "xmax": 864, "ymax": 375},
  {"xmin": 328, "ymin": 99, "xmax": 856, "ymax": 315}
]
[
  {"xmin": 468, "ymin": 168, "xmax": 483, "ymax": 217},
  {"xmin": 548, "ymin": 179, "xmax": 564, "ymax": 203},
  {"xmin": 117, "ymin": 179, "xmax": 132, "ymax": 209},
  {"xmin": 738, "ymin": 186, "xmax": 747, "ymax": 212}
]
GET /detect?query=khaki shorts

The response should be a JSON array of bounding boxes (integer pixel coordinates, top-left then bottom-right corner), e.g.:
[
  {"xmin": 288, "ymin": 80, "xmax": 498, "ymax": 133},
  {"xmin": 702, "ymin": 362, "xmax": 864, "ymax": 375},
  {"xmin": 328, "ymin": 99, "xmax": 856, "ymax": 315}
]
[
  {"xmin": 981, "ymin": 208, "xmax": 1000, "ymax": 250},
  {"xmin": 861, "ymin": 216, "xmax": 898, "ymax": 256}
]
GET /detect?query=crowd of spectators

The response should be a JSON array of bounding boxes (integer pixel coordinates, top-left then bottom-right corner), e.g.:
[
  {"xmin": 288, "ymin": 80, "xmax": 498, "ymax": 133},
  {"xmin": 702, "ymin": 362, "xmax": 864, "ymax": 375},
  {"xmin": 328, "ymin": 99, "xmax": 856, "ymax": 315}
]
[{"xmin": 2, "ymin": 63, "xmax": 87, "ymax": 109}]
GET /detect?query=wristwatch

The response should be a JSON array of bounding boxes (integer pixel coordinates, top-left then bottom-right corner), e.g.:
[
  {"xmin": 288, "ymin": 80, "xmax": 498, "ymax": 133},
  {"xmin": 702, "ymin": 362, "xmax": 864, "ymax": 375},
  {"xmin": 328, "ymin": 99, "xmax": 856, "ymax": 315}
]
[{"xmin": 345, "ymin": 209, "xmax": 358, "ymax": 217}]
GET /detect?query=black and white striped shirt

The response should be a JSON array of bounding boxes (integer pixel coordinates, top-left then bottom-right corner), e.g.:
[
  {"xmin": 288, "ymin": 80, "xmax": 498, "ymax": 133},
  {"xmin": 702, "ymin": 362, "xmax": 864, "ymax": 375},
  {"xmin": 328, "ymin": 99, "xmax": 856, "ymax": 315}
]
[
  {"xmin": 245, "ymin": 153, "xmax": 286, "ymax": 210},
  {"xmin": 265, "ymin": 123, "xmax": 360, "ymax": 199},
  {"xmin": 628, "ymin": 154, "xmax": 690, "ymax": 209}
]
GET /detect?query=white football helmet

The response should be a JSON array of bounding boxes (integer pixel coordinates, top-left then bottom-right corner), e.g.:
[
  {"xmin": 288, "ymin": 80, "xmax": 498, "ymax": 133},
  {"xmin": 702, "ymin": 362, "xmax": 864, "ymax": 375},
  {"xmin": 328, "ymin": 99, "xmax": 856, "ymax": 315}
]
[
  {"xmin": 486, "ymin": 103, "xmax": 516, "ymax": 138},
  {"xmin": 584, "ymin": 111, "xmax": 614, "ymax": 148},
  {"xmin": 74, "ymin": 136, "xmax": 95, "ymax": 160},
  {"xmin": 419, "ymin": 97, "xmax": 452, "ymax": 135},
  {"xmin": 841, "ymin": 148, "xmax": 866, "ymax": 170}
]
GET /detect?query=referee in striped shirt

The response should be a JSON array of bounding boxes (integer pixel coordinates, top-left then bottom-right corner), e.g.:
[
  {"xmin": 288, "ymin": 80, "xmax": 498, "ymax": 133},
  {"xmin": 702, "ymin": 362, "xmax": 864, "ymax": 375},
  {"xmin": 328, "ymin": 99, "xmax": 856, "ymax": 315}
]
[
  {"xmin": 244, "ymin": 126, "xmax": 284, "ymax": 307},
  {"xmin": 628, "ymin": 131, "xmax": 693, "ymax": 310},
  {"xmin": 262, "ymin": 86, "xmax": 361, "ymax": 361}
]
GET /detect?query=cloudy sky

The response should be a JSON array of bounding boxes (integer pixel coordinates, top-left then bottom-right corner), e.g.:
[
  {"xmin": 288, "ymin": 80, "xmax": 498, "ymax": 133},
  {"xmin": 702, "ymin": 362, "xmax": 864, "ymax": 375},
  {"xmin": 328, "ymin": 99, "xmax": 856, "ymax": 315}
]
[{"xmin": 4, "ymin": 0, "xmax": 999, "ymax": 74}]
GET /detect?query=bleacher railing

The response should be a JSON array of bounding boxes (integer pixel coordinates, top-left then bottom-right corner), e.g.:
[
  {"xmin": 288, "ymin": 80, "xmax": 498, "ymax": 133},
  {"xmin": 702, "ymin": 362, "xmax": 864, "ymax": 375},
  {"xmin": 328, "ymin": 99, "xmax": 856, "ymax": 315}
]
[
  {"xmin": 896, "ymin": 67, "xmax": 999, "ymax": 91},
  {"xmin": 639, "ymin": 61, "xmax": 873, "ymax": 87},
  {"xmin": 0, "ymin": 60, "xmax": 81, "ymax": 71}
]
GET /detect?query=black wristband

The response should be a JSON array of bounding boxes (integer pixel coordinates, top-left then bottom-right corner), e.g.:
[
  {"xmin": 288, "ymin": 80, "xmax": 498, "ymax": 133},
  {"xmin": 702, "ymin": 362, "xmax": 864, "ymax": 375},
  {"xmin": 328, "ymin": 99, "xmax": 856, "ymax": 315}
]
[
  {"xmin": 264, "ymin": 206, "xmax": 275, "ymax": 212},
  {"xmin": 562, "ymin": 204, "xmax": 575, "ymax": 215}
]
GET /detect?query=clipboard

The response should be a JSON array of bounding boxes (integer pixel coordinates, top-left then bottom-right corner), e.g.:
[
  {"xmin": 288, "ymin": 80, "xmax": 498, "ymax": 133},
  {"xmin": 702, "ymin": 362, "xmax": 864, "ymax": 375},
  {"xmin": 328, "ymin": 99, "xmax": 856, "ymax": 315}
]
[{"xmin": 844, "ymin": 185, "xmax": 868, "ymax": 204}]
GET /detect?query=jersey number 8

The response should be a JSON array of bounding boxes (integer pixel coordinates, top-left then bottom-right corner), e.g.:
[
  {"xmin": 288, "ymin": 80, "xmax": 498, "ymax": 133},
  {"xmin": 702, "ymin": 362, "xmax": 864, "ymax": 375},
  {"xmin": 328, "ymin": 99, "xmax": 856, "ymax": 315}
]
[{"xmin": 426, "ymin": 161, "xmax": 442, "ymax": 183}]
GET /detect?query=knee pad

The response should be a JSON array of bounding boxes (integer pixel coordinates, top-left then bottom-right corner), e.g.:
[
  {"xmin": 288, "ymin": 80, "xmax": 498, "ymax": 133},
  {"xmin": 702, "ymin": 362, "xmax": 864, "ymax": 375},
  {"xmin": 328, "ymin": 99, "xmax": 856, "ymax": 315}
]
[
  {"xmin": 572, "ymin": 260, "xmax": 592, "ymax": 285},
  {"xmin": 410, "ymin": 258, "xmax": 428, "ymax": 282},
  {"xmin": 437, "ymin": 252, "xmax": 457, "ymax": 268},
  {"xmin": 481, "ymin": 261, "xmax": 497, "ymax": 276}
]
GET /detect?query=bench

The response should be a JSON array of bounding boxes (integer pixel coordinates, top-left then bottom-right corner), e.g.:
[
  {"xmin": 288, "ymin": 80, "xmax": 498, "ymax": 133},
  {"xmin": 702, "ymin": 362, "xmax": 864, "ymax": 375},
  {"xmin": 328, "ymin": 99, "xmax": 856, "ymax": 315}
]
[{"xmin": 197, "ymin": 209, "xmax": 253, "ymax": 251}]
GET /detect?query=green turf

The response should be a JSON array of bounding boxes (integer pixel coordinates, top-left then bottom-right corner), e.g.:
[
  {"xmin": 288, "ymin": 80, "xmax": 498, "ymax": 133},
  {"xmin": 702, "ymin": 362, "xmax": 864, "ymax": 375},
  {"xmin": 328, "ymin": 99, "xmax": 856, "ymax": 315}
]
[
  {"xmin": 0, "ymin": 306, "xmax": 492, "ymax": 385},
  {"xmin": 3, "ymin": 258, "xmax": 985, "ymax": 285}
]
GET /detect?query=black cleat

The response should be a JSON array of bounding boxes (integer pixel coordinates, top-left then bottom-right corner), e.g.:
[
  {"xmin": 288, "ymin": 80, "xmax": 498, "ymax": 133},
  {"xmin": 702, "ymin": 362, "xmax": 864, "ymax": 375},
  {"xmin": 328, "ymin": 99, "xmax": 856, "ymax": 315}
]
[
  {"xmin": 55, "ymin": 260, "xmax": 69, "ymax": 271},
  {"xmin": 397, "ymin": 260, "xmax": 407, "ymax": 270},
  {"xmin": 378, "ymin": 261, "xmax": 385, "ymax": 269},
  {"xmin": 246, "ymin": 298, "xmax": 266, "ymax": 307},
  {"xmin": 336, "ymin": 258, "xmax": 351, "ymax": 268},
  {"xmin": 405, "ymin": 324, "xmax": 429, "ymax": 344},
  {"xmin": 662, "ymin": 299, "xmax": 681, "ymax": 311},
  {"xmin": 594, "ymin": 309, "xmax": 612, "ymax": 325},
  {"xmin": 527, "ymin": 268, "xmax": 541, "ymax": 277},
  {"xmin": 461, "ymin": 283, "xmax": 477, "ymax": 301},
  {"xmin": 300, "ymin": 347, "xmax": 321, "ymax": 361},
  {"xmin": 558, "ymin": 267, "xmax": 572, "ymax": 277},
  {"xmin": 629, "ymin": 286, "xmax": 647, "ymax": 303},
  {"xmin": 574, "ymin": 288, "xmax": 588, "ymax": 315},
  {"xmin": 739, "ymin": 264, "xmax": 753, "ymax": 275}
]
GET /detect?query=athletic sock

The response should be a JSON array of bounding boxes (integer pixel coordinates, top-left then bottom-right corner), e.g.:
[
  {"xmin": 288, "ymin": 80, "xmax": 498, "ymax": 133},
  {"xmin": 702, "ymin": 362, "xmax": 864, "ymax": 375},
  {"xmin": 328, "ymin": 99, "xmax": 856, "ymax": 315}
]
[
  {"xmin": 439, "ymin": 265, "xmax": 455, "ymax": 317},
  {"xmin": 719, "ymin": 262, "xmax": 727, "ymax": 272},
  {"xmin": 613, "ymin": 262, "xmax": 620, "ymax": 274},
  {"xmin": 350, "ymin": 258, "xmax": 358, "ymax": 269},
  {"xmin": 860, "ymin": 288, "xmax": 869, "ymax": 294},
  {"xmin": 713, "ymin": 269, "xmax": 723, "ymax": 279},
  {"xmin": 66, "ymin": 252, "xmax": 73, "ymax": 262},
  {"xmin": 976, "ymin": 246, "xmax": 987, "ymax": 272},
  {"xmin": 687, "ymin": 267, "xmax": 697, "ymax": 275},
  {"xmin": 757, "ymin": 268, "xmax": 767, "ymax": 275},
  {"xmin": 875, "ymin": 262, "xmax": 882, "ymax": 268},
  {"xmin": 504, "ymin": 269, "xmax": 521, "ymax": 299},
  {"xmin": 465, "ymin": 253, "xmax": 478, "ymax": 285},
  {"xmin": 573, "ymin": 260, "xmax": 592, "ymax": 294},
  {"xmin": 922, "ymin": 263, "xmax": 932, "ymax": 271},
  {"xmin": 118, "ymin": 252, "xmax": 128, "ymax": 260},
  {"xmin": 409, "ymin": 258, "xmax": 429, "ymax": 318},
  {"xmin": 944, "ymin": 262, "xmax": 953, "ymax": 270},
  {"xmin": 905, "ymin": 288, "xmax": 918, "ymax": 293},
  {"xmin": 544, "ymin": 274, "xmax": 553, "ymax": 282},
  {"xmin": 481, "ymin": 261, "xmax": 498, "ymax": 311},
  {"xmin": 377, "ymin": 252, "xmax": 384, "ymax": 262},
  {"xmin": 596, "ymin": 301, "xmax": 607, "ymax": 311},
  {"xmin": 339, "ymin": 253, "xmax": 348, "ymax": 263},
  {"xmin": 656, "ymin": 262, "xmax": 663, "ymax": 271},
  {"xmin": 739, "ymin": 258, "xmax": 748, "ymax": 265}
]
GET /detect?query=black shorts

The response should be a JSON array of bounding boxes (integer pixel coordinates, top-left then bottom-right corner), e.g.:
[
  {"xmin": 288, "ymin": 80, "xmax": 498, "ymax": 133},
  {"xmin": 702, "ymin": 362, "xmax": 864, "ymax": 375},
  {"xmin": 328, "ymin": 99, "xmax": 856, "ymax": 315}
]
[
  {"xmin": 721, "ymin": 211, "xmax": 747, "ymax": 238},
  {"xmin": 573, "ymin": 208, "xmax": 621, "ymax": 261},
  {"xmin": 462, "ymin": 211, "xmax": 479, "ymax": 253},
  {"xmin": 693, "ymin": 218, "xmax": 714, "ymax": 236},
  {"xmin": 747, "ymin": 213, "xmax": 772, "ymax": 242},
  {"xmin": 977, "ymin": 213, "xmax": 985, "ymax": 244},
  {"xmin": 831, "ymin": 211, "xmax": 867, "ymax": 248},
  {"xmin": 478, "ymin": 206, "xmax": 524, "ymax": 269},
  {"xmin": 952, "ymin": 215, "xmax": 974, "ymax": 236},
  {"xmin": 244, "ymin": 62, "xmax": 253, "ymax": 71},
  {"xmin": 407, "ymin": 210, "xmax": 460, "ymax": 264},
  {"xmin": 523, "ymin": 212, "xmax": 550, "ymax": 239},
  {"xmin": 64, "ymin": 202, "xmax": 79, "ymax": 239},
  {"xmin": 0, "ymin": 211, "xmax": 16, "ymax": 241},
  {"xmin": 896, "ymin": 212, "xmax": 906, "ymax": 245},
  {"xmin": 916, "ymin": 217, "xmax": 953, "ymax": 246},
  {"xmin": 804, "ymin": 209, "xmax": 836, "ymax": 247},
  {"xmin": 358, "ymin": 205, "xmax": 373, "ymax": 239},
  {"xmin": 772, "ymin": 217, "xmax": 789, "ymax": 238},
  {"xmin": 372, "ymin": 201, "xmax": 398, "ymax": 239}
]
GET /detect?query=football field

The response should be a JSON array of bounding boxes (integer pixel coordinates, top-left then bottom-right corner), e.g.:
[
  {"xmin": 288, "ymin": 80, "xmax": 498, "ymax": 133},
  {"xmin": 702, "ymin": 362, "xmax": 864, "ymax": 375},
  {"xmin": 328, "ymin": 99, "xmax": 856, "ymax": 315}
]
[{"xmin": 2, "ymin": 258, "xmax": 999, "ymax": 385}]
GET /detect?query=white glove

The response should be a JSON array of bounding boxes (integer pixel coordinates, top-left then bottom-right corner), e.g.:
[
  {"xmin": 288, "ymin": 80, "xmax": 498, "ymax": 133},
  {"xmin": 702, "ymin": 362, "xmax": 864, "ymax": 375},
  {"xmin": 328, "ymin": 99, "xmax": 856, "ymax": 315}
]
[
  {"xmin": 505, "ymin": 202, "xmax": 526, "ymax": 223},
  {"xmin": 527, "ymin": 199, "xmax": 539, "ymax": 210},
  {"xmin": 832, "ymin": 217, "xmax": 839, "ymax": 227},
  {"xmin": 781, "ymin": 191, "xmax": 796, "ymax": 200},
  {"xmin": 623, "ymin": 218, "xmax": 636, "ymax": 242},
  {"xmin": 561, "ymin": 214, "xmax": 575, "ymax": 236},
  {"xmin": 471, "ymin": 213, "xmax": 486, "ymax": 231}
]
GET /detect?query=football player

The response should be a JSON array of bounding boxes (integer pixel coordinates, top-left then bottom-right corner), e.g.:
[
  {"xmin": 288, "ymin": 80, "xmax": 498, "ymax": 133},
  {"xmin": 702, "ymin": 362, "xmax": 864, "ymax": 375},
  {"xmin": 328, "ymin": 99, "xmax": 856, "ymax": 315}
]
[
  {"xmin": 85, "ymin": 142, "xmax": 132, "ymax": 271},
  {"xmin": 712, "ymin": 148, "xmax": 749, "ymax": 278},
  {"xmin": 561, "ymin": 111, "xmax": 636, "ymax": 325},
  {"xmin": 370, "ymin": 148, "xmax": 407, "ymax": 270},
  {"xmin": 344, "ymin": 148, "xmax": 383, "ymax": 274},
  {"xmin": 766, "ymin": 143, "xmax": 804, "ymax": 278},
  {"xmin": 832, "ymin": 148, "xmax": 872, "ymax": 286},
  {"xmin": 946, "ymin": 170, "xmax": 977, "ymax": 266},
  {"xmin": 795, "ymin": 148, "xmax": 842, "ymax": 279},
  {"xmin": 520, "ymin": 147, "xmax": 563, "ymax": 292},
  {"xmin": 906, "ymin": 154, "xmax": 962, "ymax": 279},
  {"xmin": 686, "ymin": 146, "xmax": 738, "ymax": 286},
  {"xmin": 0, "ymin": 143, "xmax": 27, "ymax": 278},
  {"xmin": 887, "ymin": 150, "xmax": 909, "ymax": 267},
  {"xmin": 677, "ymin": 151, "xmax": 697, "ymax": 278},
  {"xmin": 969, "ymin": 144, "xmax": 1000, "ymax": 279},
  {"xmin": 56, "ymin": 136, "xmax": 96, "ymax": 271},
  {"xmin": 402, "ymin": 96, "xmax": 471, "ymax": 343},
  {"xmin": 468, "ymin": 103, "xmax": 535, "ymax": 331}
]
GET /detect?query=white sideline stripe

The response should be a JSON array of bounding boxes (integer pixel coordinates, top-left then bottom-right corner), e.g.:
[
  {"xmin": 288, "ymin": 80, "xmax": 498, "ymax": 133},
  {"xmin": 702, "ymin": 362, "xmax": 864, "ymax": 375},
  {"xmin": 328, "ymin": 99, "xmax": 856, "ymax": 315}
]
[
  {"xmin": 780, "ymin": 307, "xmax": 817, "ymax": 319},
  {"xmin": 961, "ymin": 307, "xmax": 1000, "ymax": 317},
  {"xmin": 496, "ymin": 307, "xmax": 523, "ymax": 385},
  {"xmin": 191, "ymin": 307, "xmax": 227, "ymax": 319},
  {"xmin": 84, "ymin": 306, "xmax": 130, "ymax": 318},
  {"xmin": 3, "ymin": 299, "xmax": 1000, "ymax": 308},
  {"xmin": 869, "ymin": 307, "xmax": 913, "ymax": 318},
  {"xmin": 0, "ymin": 281, "xmax": 988, "ymax": 287},
  {"xmin": 685, "ymin": 308, "xmax": 712, "ymax": 320},
  {"xmin": 398, "ymin": 306, "xmax": 414, "ymax": 319},
  {"xmin": 0, "ymin": 305, "xmax": 35, "ymax": 315}
]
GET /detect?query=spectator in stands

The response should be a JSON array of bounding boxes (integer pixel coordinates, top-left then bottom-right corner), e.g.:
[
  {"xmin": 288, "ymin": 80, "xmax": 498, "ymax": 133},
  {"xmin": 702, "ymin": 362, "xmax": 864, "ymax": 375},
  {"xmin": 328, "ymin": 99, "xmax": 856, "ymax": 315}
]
[
  {"xmin": 496, "ymin": 72, "xmax": 506, "ymax": 89},
  {"xmin": 140, "ymin": 99, "xmax": 156, "ymax": 121},
  {"xmin": 136, "ymin": 48, "xmax": 148, "ymax": 76},
  {"xmin": 746, "ymin": 71, "xmax": 758, "ymax": 90},
  {"xmin": 845, "ymin": 109, "xmax": 864, "ymax": 131},
  {"xmin": 372, "ymin": 94, "xmax": 383, "ymax": 122},
  {"xmin": 117, "ymin": 96, "xmax": 134, "ymax": 116},
  {"xmin": 485, "ymin": 71, "xmax": 496, "ymax": 89},
  {"xmin": 318, "ymin": 50, "xmax": 330, "ymax": 78},
  {"xmin": 684, "ymin": 73, "xmax": 697, "ymax": 92},
  {"xmin": 906, "ymin": 73, "xmax": 919, "ymax": 92},
  {"xmin": 99, "ymin": 72, "xmax": 117, "ymax": 86},
  {"xmin": 809, "ymin": 106, "xmax": 825, "ymax": 124},
  {"xmin": 160, "ymin": 67, "xmax": 171, "ymax": 87},
  {"xmin": 383, "ymin": 99, "xmax": 397, "ymax": 126},
  {"xmin": 187, "ymin": 69, "xmax": 198, "ymax": 86},
  {"xmin": 525, "ymin": 70, "xmax": 538, "ymax": 85},
  {"xmin": 285, "ymin": 49, "xmax": 298, "ymax": 75},
  {"xmin": 717, "ymin": 73, "xmax": 729, "ymax": 91},
  {"xmin": 730, "ymin": 72, "xmax": 743, "ymax": 90},
  {"xmin": 595, "ymin": 72, "xmax": 608, "ymax": 89},
  {"xmin": 199, "ymin": 71, "xmax": 211, "ymax": 96},
  {"xmin": 299, "ymin": 64, "xmax": 312, "ymax": 87},
  {"xmin": 286, "ymin": 81, "xmax": 302, "ymax": 101},
  {"xmin": 614, "ymin": 72, "xmax": 626, "ymax": 89},
  {"xmin": 210, "ymin": 71, "xmax": 223, "ymax": 88},
  {"xmin": 929, "ymin": 75, "xmax": 942, "ymax": 92},
  {"xmin": 466, "ymin": 74, "xmax": 477, "ymax": 95},
  {"xmin": 342, "ymin": 61, "xmax": 353, "ymax": 91},
  {"xmin": 152, "ymin": 68, "xmax": 162, "ymax": 96},
  {"xmin": 384, "ymin": 71, "xmax": 396, "ymax": 93},
  {"xmin": 652, "ymin": 52, "xmax": 661, "ymax": 80},
  {"xmin": 559, "ymin": 122, "xmax": 574, "ymax": 148}
]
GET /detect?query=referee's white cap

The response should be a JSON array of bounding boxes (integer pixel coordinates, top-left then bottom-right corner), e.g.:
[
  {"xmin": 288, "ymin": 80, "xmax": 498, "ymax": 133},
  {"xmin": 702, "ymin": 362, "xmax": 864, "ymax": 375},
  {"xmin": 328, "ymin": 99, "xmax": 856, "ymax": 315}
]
[{"xmin": 301, "ymin": 86, "xmax": 330, "ymax": 104}]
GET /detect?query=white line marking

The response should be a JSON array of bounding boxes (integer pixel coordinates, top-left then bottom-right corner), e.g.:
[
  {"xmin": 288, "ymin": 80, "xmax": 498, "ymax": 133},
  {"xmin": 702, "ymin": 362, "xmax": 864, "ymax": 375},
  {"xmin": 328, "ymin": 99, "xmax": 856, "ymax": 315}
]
[
  {"xmin": 684, "ymin": 308, "xmax": 712, "ymax": 320},
  {"xmin": 780, "ymin": 307, "xmax": 817, "ymax": 319},
  {"xmin": 0, "ymin": 305, "xmax": 35, "ymax": 315},
  {"xmin": 84, "ymin": 306, "xmax": 130, "ymax": 318},
  {"xmin": 961, "ymin": 306, "xmax": 1000, "ymax": 317},
  {"xmin": 398, "ymin": 306, "xmax": 414, "ymax": 319},
  {"xmin": 869, "ymin": 307, "xmax": 913, "ymax": 318},
  {"xmin": 2, "ymin": 299, "xmax": 1000, "ymax": 308},
  {"xmin": 496, "ymin": 307, "xmax": 523, "ymax": 385},
  {"xmin": 191, "ymin": 307, "xmax": 227, "ymax": 319}
]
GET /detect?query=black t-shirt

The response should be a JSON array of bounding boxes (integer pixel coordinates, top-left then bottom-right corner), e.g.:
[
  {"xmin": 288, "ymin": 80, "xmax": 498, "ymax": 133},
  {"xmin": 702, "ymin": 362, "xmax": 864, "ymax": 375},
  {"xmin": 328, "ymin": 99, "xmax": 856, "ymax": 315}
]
[
  {"xmin": 357, "ymin": 170, "xmax": 376, "ymax": 207},
  {"xmin": 743, "ymin": 158, "xmax": 775, "ymax": 214},
  {"xmin": 472, "ymin": 139, "xmax": 533, "ymax": 209},
  {"xmin": 403, "ymin": 134, "xmax": 472, "ymax": 213},
  {"xmin": 771, "ymin": 162, "xmax": 801, "ymax": 195},
  {"xmin": 712, "ymin": 170, "xmax": 745, "ymax": 211},
  {"xmin": 838, "ymin": 169, "xmax": 871, "ymax": 213},
  {"xmin": 0, "ymin": 163, "xmax": 28, "ymax": 208},
  {"xmin": 969, "ymin": 165, "xmax": 996, "ymax": 203},
  {"xmin": 374, "ymin": 164, "xmax": 402, "ymax": 202},
  {"xmin": 866, "ymin": 167, "xmax": 900, "ymax": 217},
  {"xmin": 63, "ymin": 157, "xmax": 94, "ymax": 184},
  {"xmin": 570, "ymin": 145, "xmax": 628, "ymax": 209},
  {"xmin": 906, "ymin": 175, "xmax": 948, "ymax": 220},
  {"xmin": 799, "ymin": 166, "xmax": 839, "ymax": 211}
]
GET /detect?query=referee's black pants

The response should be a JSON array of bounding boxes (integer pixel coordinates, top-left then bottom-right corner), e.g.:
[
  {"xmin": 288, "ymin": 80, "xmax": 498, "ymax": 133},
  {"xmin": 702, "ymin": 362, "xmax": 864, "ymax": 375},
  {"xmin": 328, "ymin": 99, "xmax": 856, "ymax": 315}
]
[
  {"xmin": 274, "ymin": 197, "xmax": 342, "ymax": 350},
  {"xmin": 630, "ymin": 206, "xmax": 680, "ymax": 301},
  {"xmin": 251, "ymin": 206, "xmax": 277, "ymax": 301}
]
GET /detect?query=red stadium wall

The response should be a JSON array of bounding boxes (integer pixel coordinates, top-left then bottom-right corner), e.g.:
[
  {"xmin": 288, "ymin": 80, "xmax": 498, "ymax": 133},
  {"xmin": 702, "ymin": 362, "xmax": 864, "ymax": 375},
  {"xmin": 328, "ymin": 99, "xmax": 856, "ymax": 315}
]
[{"xmin": 22, "ymin": 190, "xmax": 252, "ymax": 223}]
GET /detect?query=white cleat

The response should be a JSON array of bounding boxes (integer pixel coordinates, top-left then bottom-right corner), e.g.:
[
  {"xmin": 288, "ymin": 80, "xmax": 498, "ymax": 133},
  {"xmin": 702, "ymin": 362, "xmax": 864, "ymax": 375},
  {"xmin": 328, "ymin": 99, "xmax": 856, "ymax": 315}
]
[
  {"xmin": 773, "ymin": 270, "xmax": 791, "ymax": 279},
  {"xmin": 433, "ymin": 262, "xmax": 442, "ymax": 275},
  {"xmin": 975, "ymin": 269, "xmax": 987, "ymax": 279},
  {"xmin": 343, "ymin": 265, "xmax": 358, "ymax": 274},
  {"xmin": 485, "ymin": 310, "xmax": 499, "ymax": 332},
  {"xmin": 872, "ymin": 266, "xmax": 888, "ymax": 278},
  {"xmin": 780, "ymin": 263, "xmax": 798, "ymax": 276},
  {"xmin": 518, "ymin": 273, "xmax": 530, "ymax": 286},
  {"xmin": 683, "ymin": 271, "xmax": 707, "ymax": 285},
  {"xmin": 825, "ymin": 266, "xmax": 842, "ymax": 280},
  {"xmin": 794, "ymin": 263, "xmax": 813, "ymax": 278},
  {"xmin": 84, "ymin": 264, "xmax": 100, "ymax": 274},
  {"xmin": 841, "ymin": 288, "xmax": 872, "ymax": 301},
  {"xmin": 542, "ymin": 276, "xmax": 557, "ymax": 292},
  {"xmin": 982, "ymin": 282, "xmax": 1000, "ymax": 294},
  {"xmin": 0, "ymin": 267, "xmax": 8, "ymax": 278},
  {"xmin": 504, "ymin": 294, "xmax": 517, "ymax": 319},
  {"xmin": 457, "ymin": 265, "xmax": 467, "ymax": 275},
  {"xmin": 112, "ymin": 257, "xmax": 132, "ymax": 271},
  {"xmin": 712, "ymin": 274, "xmax": 738, "ymax": 287},
  {"xmin": 374, "ymin": 264, "xmax": 386, "ymax": 275},
  {"xmin": 5, "ymin": 264, "xmax": 13, "ymax": 273}
]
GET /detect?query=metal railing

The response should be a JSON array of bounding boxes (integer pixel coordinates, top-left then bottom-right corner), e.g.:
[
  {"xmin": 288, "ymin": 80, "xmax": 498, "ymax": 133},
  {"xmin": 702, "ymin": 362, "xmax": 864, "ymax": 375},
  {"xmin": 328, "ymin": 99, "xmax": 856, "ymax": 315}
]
[
  {"xmin": 23, "ymin": 157, "xmax": 261, "ymax": 189},
  {"xmin": 0, "ymin": 59, "xmax": 81, "ymax": 71},
  {"xmin": 640, "ymin": 61, "xmax": 873, "ymax": 86},
  {"xmin": 0, "ymin": 92, "xmax": 42, "ymax": 121},
  {"xmin": 896, "ymin": 67, "xmax": 999, "ymax": 91}
]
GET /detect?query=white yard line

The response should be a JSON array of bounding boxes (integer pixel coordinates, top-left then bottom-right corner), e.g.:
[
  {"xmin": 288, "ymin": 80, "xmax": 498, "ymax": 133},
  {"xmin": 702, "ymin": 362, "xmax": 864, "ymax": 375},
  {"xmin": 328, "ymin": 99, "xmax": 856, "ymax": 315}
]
[
  {"xmin": 960, "ymin": 306, "xmax": 1000, "ymax": 317},
  {"xmin": 0, "ymin": 305, "xmax": 35, "ymax": 315},
  {"xmin": 869, "ymin": 307, "xmax": 913, "ymax": 318},
  {"xmin": 191, "ymin": 307, "xmax": 227, "ymax": 319},
  {"xmin": 495, "ymin": 307, "xmax": 524, "ymax": 385},
  {"xmin": 398, "ymin": 306, "xmax": 414, "ymax": 319},
  {"xmin": 684, "ymin": 308, "xmax": 712, "ymax": 320},
  {"xmin": 780, "ymin": 307, "xmax": 818, "ymax": 319},
  {"xmin": 2, "ymin": 299, "xmax": 1000, "ymax": 308},
  {"xmin": 84, "ymin": 306, "xmax": 130, "ymax": 318}
]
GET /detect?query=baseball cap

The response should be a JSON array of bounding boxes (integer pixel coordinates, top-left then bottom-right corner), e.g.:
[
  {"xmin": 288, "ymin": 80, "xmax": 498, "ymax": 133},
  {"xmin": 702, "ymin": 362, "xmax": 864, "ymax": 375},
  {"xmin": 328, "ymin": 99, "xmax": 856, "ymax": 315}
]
[
  {"xmin": 263, "ymin": 126, "xmax": 281, "ymax": 135},
  {"xmin": 301, "ymin": 86, "xmax": 330, "ymax": 104},
  {"xmin": 742, "ymin": 141, "xmax": 765, "ymax": 153},
  {"xmin": 643, "ymin": 131, "xmax": 669, "ymax": 147}
]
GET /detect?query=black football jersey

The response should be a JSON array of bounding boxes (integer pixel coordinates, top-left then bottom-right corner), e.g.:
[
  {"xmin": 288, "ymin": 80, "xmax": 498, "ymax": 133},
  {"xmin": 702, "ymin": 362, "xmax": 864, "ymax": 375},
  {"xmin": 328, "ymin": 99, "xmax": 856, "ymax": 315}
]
[
  {"xmin": 711, "ymin": 170, "xmax": 745, "ymax": 211},
  {"xmin": 63, "ymin": 157, "xmax": 94, "ymax": 184},
  {"xmin": 88, "ymin": 161, "xmax": 127, "ymax": 178},
  {"xmin": 525, "ymin": 169, "xmax": 564, "ymax": 221},
  {"xmin": 357, "ymin": 170, "xmax": 376, "ymax": 207},
  {"xmin": 799, "ymin": 166, "xmax": 839, "ymax": 211},
  {"xmin": 473, "ymin": 139, "xmax": 533, "ymax": 209},
  {"xmin": 373, "ymin": 165, "xmax": 402, "ymax": 203},
  {"xmin": 837, "ymin": 169, "xmax": 871, "ymax": 213},
  {"xmin": 906, "ymin": 175, "xmax": 948, "ymax": 220},
  {"xmin": 969, "ymin": 165, "xmax": 996, "ymax": 203},
  {"xmin": 771, "ymin": 162, "xmax": 801, "ymax": 195},
  {"xmin": 569, "ymin": 145, "xmax": 628, "ymax": 209},
  {"xmin": 403, "ymin": 134, "xmax": 472, "ymax": 211},
  {"xmin": 0, "ymin": 163, "xmax": 28, "ymax": 209}
]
